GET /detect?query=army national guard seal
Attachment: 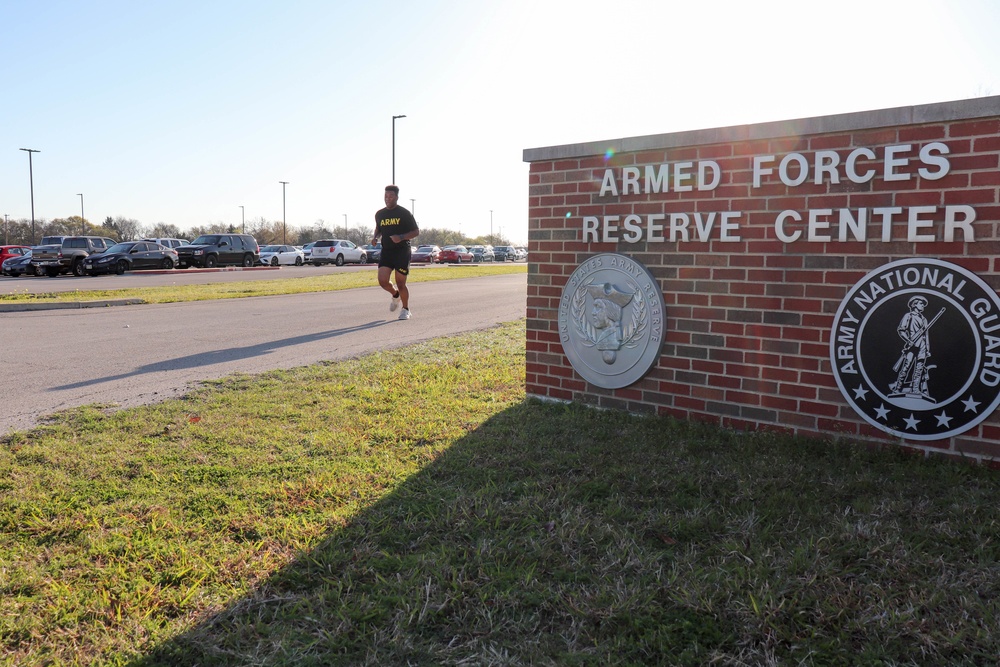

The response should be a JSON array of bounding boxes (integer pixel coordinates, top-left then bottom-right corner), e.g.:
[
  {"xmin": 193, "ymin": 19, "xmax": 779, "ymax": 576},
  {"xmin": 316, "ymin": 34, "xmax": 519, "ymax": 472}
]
[
  {"xmin": 558, "ymin": 253, "xmax": 666, "ymax": 389},
  {"xmin": 830, "ymin": 258, "xmax": 1000, "ymax": 441}
]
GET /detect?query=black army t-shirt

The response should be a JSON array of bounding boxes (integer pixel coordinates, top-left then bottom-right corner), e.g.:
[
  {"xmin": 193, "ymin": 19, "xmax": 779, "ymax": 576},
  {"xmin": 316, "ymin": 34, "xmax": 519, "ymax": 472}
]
[{"xmin": 375, "ymin": 206, "xmax": 418, "ymax": 253}]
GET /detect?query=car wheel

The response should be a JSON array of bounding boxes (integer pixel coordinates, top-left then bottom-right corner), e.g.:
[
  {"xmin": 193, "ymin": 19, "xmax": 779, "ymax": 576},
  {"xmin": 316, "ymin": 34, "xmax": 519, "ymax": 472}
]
[
  {"xmin": 72, "ymin": 260, "xmax": 86, "ymax": 277},
  {"xmin": 336, "ymin": 254, "xmax": 345, "ymax": 266},
  {"xmin": 243, "ymin": 254, "xmax": 254, "ymax": 267},
  {"xmin": 205, "ymin": 255, "xmax": 218, "ymax": 268},
  {"xmin": 295, "ymin": 257, "xmax": 302, "ymax": 266},
  {"xmin": 270, "ymin": 257, "xmax": 279, "ymax": 266},
  {"xmin": 360, "ymin": 253, "xmax": 367, "ymax": 264},
  {"xmin": 161, "ymin": 257, "xmax": 174, "ymax": 269},
  {"xmin": 115, "ymin": 260, "xmax": 128, "ymax": 275}
]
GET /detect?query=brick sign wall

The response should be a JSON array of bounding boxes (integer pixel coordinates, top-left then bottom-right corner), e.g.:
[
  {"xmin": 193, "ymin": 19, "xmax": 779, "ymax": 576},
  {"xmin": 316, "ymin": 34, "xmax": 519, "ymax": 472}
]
[{"xmin": 523, "ymin": 97, "xmax": 1000, "ymax": 465}]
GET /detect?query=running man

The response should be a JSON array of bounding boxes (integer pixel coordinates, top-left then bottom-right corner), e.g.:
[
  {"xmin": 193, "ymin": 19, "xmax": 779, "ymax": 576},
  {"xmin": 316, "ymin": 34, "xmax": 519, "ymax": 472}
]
[{"xmin": 372, "ymin": 184, "xmax": 419, "ymax": 320}]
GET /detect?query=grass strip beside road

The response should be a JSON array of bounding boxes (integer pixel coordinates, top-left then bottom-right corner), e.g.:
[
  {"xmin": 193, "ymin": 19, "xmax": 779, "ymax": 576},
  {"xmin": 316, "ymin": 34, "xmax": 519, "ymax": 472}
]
[
  {"xmin": 2, "ymin": 321, "xmax": 1000, "ymax": 665},
  {"xmin": 0, "ymin": 264, "xmax": 526, "ymax": 305}
]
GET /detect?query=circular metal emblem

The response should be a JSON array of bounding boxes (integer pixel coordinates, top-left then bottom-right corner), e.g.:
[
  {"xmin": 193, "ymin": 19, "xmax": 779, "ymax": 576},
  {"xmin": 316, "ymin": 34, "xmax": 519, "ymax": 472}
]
[
  {"xmin": 558, "ymin": 253, "xmax": 666, "ymax": 389},
  {"xmin": 830, "ymin": 258, "xmax": 1000, "ymax": 441}
]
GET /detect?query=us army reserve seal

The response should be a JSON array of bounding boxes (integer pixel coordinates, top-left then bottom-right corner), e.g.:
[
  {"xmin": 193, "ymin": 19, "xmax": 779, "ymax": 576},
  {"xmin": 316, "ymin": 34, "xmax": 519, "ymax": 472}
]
[
  {"xmin": 558, "ymin": 253, "xmax": 666, "ymax": 389},
  {"xmin": 830, "ymin": 258, "xmax": 1000, "ymax": 441}
]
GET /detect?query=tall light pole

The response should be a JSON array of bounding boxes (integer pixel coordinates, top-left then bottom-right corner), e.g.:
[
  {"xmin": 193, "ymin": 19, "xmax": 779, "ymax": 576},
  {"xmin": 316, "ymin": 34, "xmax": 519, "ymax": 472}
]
[
  {"xmin": 239, "ymin": 205, "xmax": 245, "ymax": 233},
  {"xmin": 279, "ymin": 181, "xmax": 288, "ymax": 244},
  {"xmin": 3, "ymin": 214, "xmax": 8, "ymax": 245},
  {"xmin": 77, "ymin": 193, "xmax": 85, "ymax": 235},
  {"xmin": 490, "ymin": 209, "xmax": 493, "ymax": 246},
  {"xmin": 392, "ymin": 114, "xmax": 406, "ymax": 183},
  {"xmin": 342, "ymin": 213, "xmax": 347, "ymax": 236},
  {"xmin": 410, "ymin": 198, "xmax": 415, "ymax": 215},
  {"xmin": 19, "ymin": 148, "xmax": 40, "ymax": 244}
]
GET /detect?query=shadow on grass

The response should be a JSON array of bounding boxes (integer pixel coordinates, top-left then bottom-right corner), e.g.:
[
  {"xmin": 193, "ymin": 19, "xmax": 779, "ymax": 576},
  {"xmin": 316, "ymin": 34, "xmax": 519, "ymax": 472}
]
[
  {"xmin": 125, "ymin": 399, "xmax": 1000, "ymax": 667},
  {"xmin": 126, "ymin": 401, "xmax": 735, "ymax": 667}
]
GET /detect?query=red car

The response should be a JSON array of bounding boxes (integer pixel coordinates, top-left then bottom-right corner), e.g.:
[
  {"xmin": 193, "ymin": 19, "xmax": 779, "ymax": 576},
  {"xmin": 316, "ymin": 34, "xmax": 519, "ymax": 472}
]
[
  {"xmin": 0, "ymin": 245, "xmax": 31, "ymax": 266},
  {"xmin": 438, "ymin": 245, "xmax": 474, "ymax": 263},
  {"xmin": 410, "ymin": 245, "xmax": 441, "ymax": 263}
]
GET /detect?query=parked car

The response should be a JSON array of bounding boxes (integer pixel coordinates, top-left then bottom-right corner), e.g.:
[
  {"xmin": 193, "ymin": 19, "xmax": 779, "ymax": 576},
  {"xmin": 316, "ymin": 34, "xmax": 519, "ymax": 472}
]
[
  {"xmin": 438, "ymin": 245, "xmax": 474, "ymax": 263},
  {"xmin": 310, "ymin": 239, "xmax": 366, "ymax": 266},
  {"xmin": 493, "ymin": 245, "xmax": 517, "ymax": 262},
  {"xmin": 410, "ymin": 245, "xmax": 441, "ymax": 263},
  {"xmin": 300, "ymin": 242, "xmax": 316, "ymax": 263},
  {"xmin": 362, "ymin": 244, "xmax": 382, "ymax": 263},
  {"xmin": 83, "ymin": 241, "xmax": 179, "ymax": 275},
  {"xmin": 258, "ymin": 244, "xmax": 304, "ymax": 266},
  {"xmin": 175, "ymin": 233, "xmax": 259, "ymax": 268},
  {"xmin": 468, "ymin": 245, "xmax": 494, "ymax": 262},
  {"xmin": 143, "ymin": 237, "xmax": 190, "ymax": 250},
  {"xmin": 514, "ymin": 247, "xmax": 528, "ymax": 261},
  {"xmin": 1, "ymin": 250, "xmax": 34, "ymax": 277},
  {"xmin": 0, "ymin": 245, "xmax": 31, "ymax": 266}
]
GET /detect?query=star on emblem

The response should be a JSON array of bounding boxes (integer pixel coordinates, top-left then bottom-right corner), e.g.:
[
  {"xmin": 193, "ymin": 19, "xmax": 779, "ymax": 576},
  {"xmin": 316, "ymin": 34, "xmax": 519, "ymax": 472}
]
[
  {"xmin": 935, "ymin": 411, "xmax": 953, "ymax": 428},
  {"xmin": 874, "ymin": 404, "xmax": 890, "ymax": 420},
  {"xmin": 852, "ymin": 385, "xmax": 869, "ymax": 401},
  {"xmin": 962, "ymin": 395, "xmax": 981, "ymax": 413},
  {"xmin": 903, "ymin": 414, "xmax": 920, "ymax": 431}
]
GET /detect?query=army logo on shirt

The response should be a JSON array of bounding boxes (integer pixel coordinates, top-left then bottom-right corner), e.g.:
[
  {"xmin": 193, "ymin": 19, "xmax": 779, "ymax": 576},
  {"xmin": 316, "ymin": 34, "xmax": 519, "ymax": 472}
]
[
  {"xmin": 830, "ymin": 258, "xmax": 1000, "ymax": 441},
  {"xmin": 558, "ymin": 253, "xmax": 666, "ymax": 389}
]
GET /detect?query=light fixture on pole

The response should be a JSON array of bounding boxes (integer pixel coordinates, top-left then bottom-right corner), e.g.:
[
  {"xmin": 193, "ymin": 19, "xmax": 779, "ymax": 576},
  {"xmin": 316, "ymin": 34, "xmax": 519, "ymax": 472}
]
[
  {"xmin": 77, "ymin": 193, "xmax": 85, "ymax": 235},
  {"xmin": 392, "ymin": 114, "xmax": 406, "ymax": 183},
  {"xmin": 239, "ymin": 205, "xmax": 245, "ymax": 233},
  {"xmin": 19, "ymin": 148, "xmax": 40, "ymax": 244},
  {"xmin": 279, "ymin": 181, "xmax": 288, "ymax": 244}
]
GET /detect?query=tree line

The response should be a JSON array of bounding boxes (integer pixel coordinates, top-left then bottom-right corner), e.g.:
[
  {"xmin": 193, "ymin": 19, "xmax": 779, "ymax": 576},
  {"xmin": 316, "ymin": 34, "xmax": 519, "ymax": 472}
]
[{"xmin": 1, "ymin": 216, "xmax": 514, "ymax": 249}]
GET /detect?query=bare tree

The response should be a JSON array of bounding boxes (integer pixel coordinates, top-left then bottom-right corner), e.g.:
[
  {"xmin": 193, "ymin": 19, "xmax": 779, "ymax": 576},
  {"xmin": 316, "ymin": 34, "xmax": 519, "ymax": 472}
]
[
  {"xmin": 101, "ymin": 216, "xmax": 142, "ymax": 241},
  {"xmin": 147, "ymin": 222, "xmax": 187, "ymax": 239}
]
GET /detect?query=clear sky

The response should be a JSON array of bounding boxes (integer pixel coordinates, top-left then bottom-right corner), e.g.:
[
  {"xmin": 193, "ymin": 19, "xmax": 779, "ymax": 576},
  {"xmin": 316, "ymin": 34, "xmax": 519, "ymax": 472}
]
[{"xmin": 3, "ymin": 0, "xmax": 999, "ymax": 244}]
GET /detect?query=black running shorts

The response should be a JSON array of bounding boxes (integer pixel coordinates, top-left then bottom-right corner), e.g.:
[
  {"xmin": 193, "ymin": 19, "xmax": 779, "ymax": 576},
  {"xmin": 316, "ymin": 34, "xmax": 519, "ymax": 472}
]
[{"xmin": 379, "ymin": 245, "xmax": 411, "ymax": 275}]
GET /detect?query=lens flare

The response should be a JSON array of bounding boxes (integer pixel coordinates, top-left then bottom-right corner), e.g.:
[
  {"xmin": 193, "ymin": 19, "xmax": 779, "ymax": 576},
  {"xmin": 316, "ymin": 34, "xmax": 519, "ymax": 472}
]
[
  {"xmin": 604, "ymin": 148, "xmax": 615, "ymax": 161},
  {"xmin": 565, "ymin": 211, "xmax": 572, "ymax": 218}
]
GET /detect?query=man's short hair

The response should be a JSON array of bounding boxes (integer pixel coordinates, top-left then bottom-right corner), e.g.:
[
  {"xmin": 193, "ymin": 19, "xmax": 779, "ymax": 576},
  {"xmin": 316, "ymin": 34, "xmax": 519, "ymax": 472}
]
[{"xmin": 385, "ymin": 185, "xmax": 399, "ymax": 194}]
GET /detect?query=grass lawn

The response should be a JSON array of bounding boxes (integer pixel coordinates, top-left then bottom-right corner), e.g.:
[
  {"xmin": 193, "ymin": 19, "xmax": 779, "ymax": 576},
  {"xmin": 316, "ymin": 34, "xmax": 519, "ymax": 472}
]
[
  {"xmin": 0, "ymin": 263, "xmax": 526, "ymax": 305},
  {"xmin": 2, "ymin": 319, "xmax": 999, "ymax": 666}
]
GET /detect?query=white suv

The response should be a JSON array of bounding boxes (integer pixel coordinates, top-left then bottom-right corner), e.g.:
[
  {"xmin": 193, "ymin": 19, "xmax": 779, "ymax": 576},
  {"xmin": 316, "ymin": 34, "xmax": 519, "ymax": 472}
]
[
  {"xmin": 144, "ymin": 238, "xmax": 190, "ymax": 250},
  {"xmin": 310, "ymin": 239, "xmax": 367, "ymax": 266}
]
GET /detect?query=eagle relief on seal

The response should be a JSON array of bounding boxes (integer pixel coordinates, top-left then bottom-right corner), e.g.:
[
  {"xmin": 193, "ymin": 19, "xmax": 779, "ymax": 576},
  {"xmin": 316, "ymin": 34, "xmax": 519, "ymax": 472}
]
[
  {"xmin": 571, "ymin": 281, "xmax": 648, "ymax": 364},
  {"xmin": 558, "ymin": 253, "xmax": 666, "ymax": 390}
]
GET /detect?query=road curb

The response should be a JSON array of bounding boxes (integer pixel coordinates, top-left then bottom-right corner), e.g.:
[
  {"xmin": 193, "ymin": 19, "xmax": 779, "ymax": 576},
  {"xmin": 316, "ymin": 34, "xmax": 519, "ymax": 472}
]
[{"xmin": 0, "ymin": 299, "xmax": 146, "ymax": 312}]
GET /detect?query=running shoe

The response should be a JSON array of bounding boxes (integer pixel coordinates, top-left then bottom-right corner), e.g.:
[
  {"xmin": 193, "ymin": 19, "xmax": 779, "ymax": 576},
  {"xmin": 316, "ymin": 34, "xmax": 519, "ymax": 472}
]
[
  {"xmin": 389, "ymin": 288, "xmax": 400, "ymax": 312},
  {"xmin": 398, "ymin": 308, "xmax": 411, "ymax": 320}
]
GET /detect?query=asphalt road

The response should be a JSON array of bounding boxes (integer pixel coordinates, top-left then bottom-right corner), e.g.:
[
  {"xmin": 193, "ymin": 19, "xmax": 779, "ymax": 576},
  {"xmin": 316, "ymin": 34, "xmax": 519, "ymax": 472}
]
[{"xmin": 0, "ymin": 272, "xmax": 527, "ymax": 436}]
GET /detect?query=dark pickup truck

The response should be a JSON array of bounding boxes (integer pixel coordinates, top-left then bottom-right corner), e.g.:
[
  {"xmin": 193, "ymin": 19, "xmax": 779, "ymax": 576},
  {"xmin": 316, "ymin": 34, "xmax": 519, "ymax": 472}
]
[{"xmin": 31, "ymin": 236, "xmax": 117, "ymax": 277}]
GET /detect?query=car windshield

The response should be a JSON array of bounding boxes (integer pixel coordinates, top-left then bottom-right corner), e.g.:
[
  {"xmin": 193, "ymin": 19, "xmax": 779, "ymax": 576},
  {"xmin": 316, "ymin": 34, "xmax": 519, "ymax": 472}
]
[
  {"xmin": 106, "ymin": 243, "xmax": 136, "ymax": 253},
  {"xmin": 260, "ymin": 245, "xmax": 280, "ymax": 252},
  {"xmin": 191, "ymin": 235, "xmax": 220, "ymax": 245}
]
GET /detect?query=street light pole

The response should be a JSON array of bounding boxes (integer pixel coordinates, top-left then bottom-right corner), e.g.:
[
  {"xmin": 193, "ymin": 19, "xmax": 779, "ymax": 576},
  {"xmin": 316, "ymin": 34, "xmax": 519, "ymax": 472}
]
[
  {"xmin": 392, "ymin": 114, "xmax": 406, "ymax": 183},
  {"xmin": 77, "ymin": 193, "xmax": 85, "ymax": 234},
  {"xmin": 342, "ymin": 213, "xmax": 347, "ymax": 237},
  {"xmin": 239, "ymin": 205, "xmax": 245, "ymax": 233},
  {"xmin": 490, "ymin": 209, "xmax": 493, "ymax": 246},
  {"xmin": 410, "ymin": 198, "xmax": 415, "ymax": 215},
  {"xmin": 279, "ymin": 181, "xmax": 288, "ymax": 244},
  {"xmin": 19, "ymin": 148, "xmax": 40, "ymax": 244}
]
